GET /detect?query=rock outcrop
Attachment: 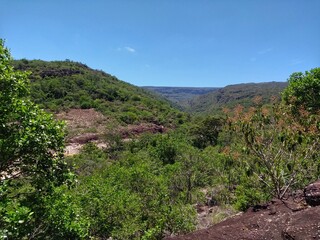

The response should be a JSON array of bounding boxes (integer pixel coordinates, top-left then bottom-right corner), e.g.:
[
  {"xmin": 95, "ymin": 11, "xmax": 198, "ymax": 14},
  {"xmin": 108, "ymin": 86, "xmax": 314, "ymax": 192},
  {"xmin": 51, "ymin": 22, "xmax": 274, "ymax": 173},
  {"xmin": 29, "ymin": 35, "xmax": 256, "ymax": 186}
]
[
  {"xmin": 166, "ymin": 180, "xmax": 320, "ymax": 240},
  {"xmin": 304, "ymin": 180, "xmax": 320, "ymax": 206}
]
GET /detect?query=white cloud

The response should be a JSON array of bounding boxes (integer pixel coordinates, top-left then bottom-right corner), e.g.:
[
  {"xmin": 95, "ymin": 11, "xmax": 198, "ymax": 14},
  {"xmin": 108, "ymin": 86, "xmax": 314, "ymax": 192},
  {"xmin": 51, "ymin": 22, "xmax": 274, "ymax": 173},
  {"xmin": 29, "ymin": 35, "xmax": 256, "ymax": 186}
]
[
  {"xmin": 290, "ymin": 58, "xmax": 304, "ymax": 65},
  {"xmin": 258, "ymin": 47, "xmax": 273, "ymax": 55},
  {"xmin": 124, "ymin": 47, "xmax": 136, "ymax": 53},
  {"xmin": 116, "ymin": 46, "xmax": 136, "ymax": 53}
]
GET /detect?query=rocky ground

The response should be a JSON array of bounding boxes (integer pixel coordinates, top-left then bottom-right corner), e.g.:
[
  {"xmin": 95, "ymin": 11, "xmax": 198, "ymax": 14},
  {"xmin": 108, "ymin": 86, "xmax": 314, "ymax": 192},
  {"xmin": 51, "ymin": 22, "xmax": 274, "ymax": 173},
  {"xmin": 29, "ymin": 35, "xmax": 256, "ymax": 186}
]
[
  {"xmin": 166, "ymin": 181, "xmax": 320, "ymax": 240},
  {"xmin": 56, "ymin": 108, "xmax": 166, "ymax": 155}
]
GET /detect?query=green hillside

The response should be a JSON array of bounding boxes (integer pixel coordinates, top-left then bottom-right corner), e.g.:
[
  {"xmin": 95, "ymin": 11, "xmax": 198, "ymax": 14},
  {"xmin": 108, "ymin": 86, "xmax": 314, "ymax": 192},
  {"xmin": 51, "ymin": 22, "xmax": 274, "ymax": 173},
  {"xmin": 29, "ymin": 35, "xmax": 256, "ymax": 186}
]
[
  {"xmin": 12, "ymin": 59, "xmax": 187, "ymax": 126},
  {"xmin": 186, "ymin": 82, "xmax": 288, "ymax": 114}
]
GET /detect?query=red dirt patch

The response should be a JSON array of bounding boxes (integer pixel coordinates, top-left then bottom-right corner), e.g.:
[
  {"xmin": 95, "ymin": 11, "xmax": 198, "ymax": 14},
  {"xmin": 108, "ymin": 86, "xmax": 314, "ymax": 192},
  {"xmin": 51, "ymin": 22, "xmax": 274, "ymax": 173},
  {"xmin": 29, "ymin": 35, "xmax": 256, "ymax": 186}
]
[
  {"xmin": 56, "ymin": 109, "xmax": 109, "ymax": 155},
  {"xmin": 56, "ymin": 109, "xmax": 167, "ymax": 155},
  {"xmin": 56, "ymin": 108, "xmax": 108, "ymax": 139}
]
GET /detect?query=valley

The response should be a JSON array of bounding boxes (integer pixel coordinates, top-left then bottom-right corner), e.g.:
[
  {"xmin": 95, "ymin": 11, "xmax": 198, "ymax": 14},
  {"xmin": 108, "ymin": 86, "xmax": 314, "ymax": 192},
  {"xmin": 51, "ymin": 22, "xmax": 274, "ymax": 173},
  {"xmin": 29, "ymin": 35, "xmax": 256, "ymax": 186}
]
[{"xmin": 1, "ymin": 42, "xmax": 320, "ymax": 239}]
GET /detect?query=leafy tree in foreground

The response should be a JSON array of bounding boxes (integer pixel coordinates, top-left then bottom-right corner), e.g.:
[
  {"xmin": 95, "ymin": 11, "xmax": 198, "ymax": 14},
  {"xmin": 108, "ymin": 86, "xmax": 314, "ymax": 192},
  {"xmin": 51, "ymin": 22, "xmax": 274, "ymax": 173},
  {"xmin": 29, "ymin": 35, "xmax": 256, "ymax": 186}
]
[
  {"xmin": 222, "ymin": 69, "xmax": 320, "ymax": 209},
  {"xmin": 282, "ymin": 68, "xmax": 320, "ymax": 115},
  {"xmin": 229, "ymin": 102, "xmax": 320, "ymax": 202},
  {"xmin": 0, "ymin": 39, "xmax": 70, "ymax": 188},
  {"xmin": 0, "ymin": 40, "xmax": 73, "ymax": 238}
]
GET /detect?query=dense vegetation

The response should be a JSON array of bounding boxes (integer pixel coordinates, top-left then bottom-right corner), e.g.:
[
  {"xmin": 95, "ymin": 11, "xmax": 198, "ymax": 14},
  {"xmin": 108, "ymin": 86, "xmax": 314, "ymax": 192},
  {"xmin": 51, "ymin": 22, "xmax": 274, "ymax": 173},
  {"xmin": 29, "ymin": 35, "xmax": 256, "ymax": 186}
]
[
  {"xmin": 1, "ymin": 40, "xmax": 320, "ymax": 239},
  {"xmin": 12, "ymin": 59, "xmax": 187, "ymax": 126},
  {"xmin": 0, "ymin": 40, "xmax": 73, "ymax": 239}
]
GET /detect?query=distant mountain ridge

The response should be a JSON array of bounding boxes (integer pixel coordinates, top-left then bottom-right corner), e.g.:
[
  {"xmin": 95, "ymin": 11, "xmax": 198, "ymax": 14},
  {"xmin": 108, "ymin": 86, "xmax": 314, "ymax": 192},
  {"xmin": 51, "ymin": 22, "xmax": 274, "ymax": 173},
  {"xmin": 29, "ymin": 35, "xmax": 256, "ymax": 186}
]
[
  {"xmin": 187, "ymin": 81, "xmax": 288, "ymax": 114},
  {"xmin": 142, "ymin": 86, "xmax": 220, "ymax": 108},
  {"xmin": 145, "ymin": 82, "xmax": 288, "ymax": 115}
]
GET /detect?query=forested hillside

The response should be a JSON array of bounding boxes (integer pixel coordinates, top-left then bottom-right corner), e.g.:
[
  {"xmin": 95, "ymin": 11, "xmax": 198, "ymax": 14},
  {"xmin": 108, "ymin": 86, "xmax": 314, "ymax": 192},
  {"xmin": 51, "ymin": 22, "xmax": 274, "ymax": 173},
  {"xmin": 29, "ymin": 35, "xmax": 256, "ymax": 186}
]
[
  {"xmin": 186, "ymin": 82, "xmax": 288, "ymax": 114},
  {"xmin": 12, "ymin": 59, "xmax": 187, "ymax": 126}
]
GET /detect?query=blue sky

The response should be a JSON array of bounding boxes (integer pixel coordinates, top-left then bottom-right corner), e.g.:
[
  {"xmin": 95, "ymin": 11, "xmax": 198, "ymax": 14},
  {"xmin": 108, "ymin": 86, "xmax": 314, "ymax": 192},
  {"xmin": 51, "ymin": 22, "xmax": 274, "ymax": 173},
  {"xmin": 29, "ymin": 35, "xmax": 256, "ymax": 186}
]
[{"xmin": 1, "ymin": 0, "xmax": 319, "ymax": 87}]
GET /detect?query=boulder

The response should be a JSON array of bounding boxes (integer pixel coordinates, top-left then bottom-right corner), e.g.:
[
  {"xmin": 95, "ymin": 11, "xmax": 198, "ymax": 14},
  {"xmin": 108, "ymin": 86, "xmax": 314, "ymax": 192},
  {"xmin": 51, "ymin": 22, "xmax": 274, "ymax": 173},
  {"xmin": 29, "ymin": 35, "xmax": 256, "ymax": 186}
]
[
  {"xmin": 304, "ymin": 180, "xmax": 320, "ymax": 206},
  {"xmin": 281, "ymin": 207, "xmax": 320, "ymax": 240}
]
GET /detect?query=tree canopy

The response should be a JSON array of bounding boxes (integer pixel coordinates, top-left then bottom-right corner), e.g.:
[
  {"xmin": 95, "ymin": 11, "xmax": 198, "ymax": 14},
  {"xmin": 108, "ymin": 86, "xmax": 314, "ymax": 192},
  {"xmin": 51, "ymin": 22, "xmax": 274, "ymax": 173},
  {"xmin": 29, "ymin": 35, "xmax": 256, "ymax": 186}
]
[
  {"xmin": 0, "ymin": 39, "xmax": 72, "ymax": 238},
  {"xmin": 0, "ymin": 39, "xmax": 70, "ymax": 189},
  {"xmin": 282, "ymin": 68, "xmax": 320, "ymax": 114}
]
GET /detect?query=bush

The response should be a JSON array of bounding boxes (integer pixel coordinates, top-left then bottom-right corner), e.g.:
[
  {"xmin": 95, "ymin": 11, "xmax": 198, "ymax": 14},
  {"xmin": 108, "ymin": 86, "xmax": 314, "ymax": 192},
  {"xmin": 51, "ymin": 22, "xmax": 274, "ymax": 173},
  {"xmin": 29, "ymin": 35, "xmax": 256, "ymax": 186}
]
[
  {"xmin": 234, "ymin": 184, "xmax": 267, "ymax": 211},
  {"xmin": 120, "ymin": 112, "xmax": 138, "ymax": 124}
]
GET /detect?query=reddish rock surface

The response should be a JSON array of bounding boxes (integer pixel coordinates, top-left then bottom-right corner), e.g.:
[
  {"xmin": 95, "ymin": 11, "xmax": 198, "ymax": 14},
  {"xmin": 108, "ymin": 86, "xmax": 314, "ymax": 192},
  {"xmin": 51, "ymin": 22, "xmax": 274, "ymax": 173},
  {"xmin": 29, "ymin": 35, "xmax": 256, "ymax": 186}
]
[
  {"xmin": 119, "ymin": 123, "xmax": 166, "ymax": 138},
  {"xmin": 166, "ymin": 197, "xmax": 320, "ymax": 240},
  {"xmin": 304, "ymin": 180, "xmax": 320, "ymax": 207}
]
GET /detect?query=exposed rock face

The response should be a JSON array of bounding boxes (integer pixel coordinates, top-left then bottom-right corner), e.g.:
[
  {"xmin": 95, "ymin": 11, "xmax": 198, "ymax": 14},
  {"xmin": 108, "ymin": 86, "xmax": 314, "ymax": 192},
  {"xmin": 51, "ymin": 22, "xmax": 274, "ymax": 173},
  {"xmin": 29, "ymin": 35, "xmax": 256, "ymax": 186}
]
[
  {"xmin": 281, "ymin": 207, "xmax": 320, "ymax": 240},
  {"xmin": 304, "ymin": 180, "xmax": 320, "ymax": 206},
  {"xmin": 69, "ymin": 133, "xmax": 99, "ymax": 144},
  {"xmin": 166, "ymin": 198, "xmax": 320, "ymax": 240},
  {"xmin": 166, "ymin": 181, "xmax": 320, "ymax": 240},
  {"xmin": 119, "ymin": 123, "xmax": 165, "ymax": 138}
]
